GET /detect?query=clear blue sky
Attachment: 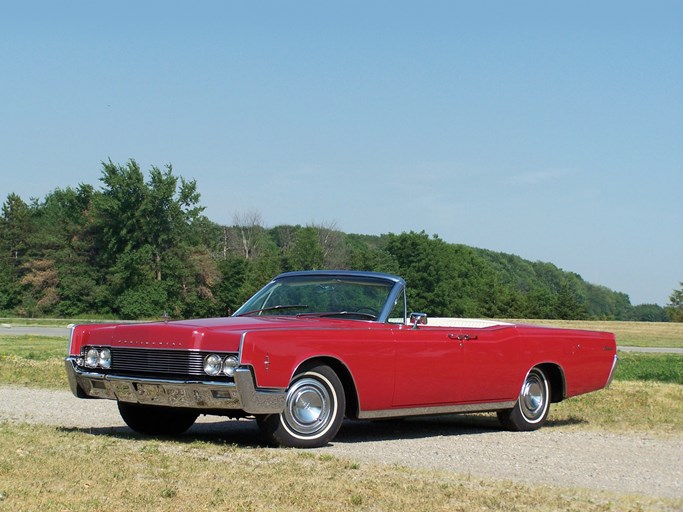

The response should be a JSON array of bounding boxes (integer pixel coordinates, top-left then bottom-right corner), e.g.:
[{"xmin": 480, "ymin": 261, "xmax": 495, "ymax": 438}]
[{"xmin": 2, "ymin": 1, "xmax": 681, "ymax": 306}]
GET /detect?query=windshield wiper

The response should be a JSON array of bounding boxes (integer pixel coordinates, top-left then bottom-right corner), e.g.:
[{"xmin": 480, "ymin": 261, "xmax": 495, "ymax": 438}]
[
  {"xmin": 237, "ymin": 304, "xmax": 308, "ymax": 317},
  {"xmin": 301, "ymin": 311, "xmax": 378, "ymax": 320}
]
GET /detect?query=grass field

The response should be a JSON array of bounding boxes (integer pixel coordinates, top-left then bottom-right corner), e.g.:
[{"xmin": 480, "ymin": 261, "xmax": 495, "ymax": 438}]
[
  {"xmin": 0, "ymin": 316, "xmax": 119, "ymax": 327},
  {"xmin": 616, "ymin": 352, "xmax": 683, "ymax": 384},
  {"xmin": 0, "ymin": 335, "xmax": 67, "ymax": 360}
]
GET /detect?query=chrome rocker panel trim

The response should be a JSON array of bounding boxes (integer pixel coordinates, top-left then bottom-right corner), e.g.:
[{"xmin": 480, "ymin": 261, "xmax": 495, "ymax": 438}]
[
  {"xmin": 64, "ymin": 358, "xmax": 285, "ymax": 414},
  {"xmin": 358, "ymin": 400, "xmax": 517, "ymax": 420}
]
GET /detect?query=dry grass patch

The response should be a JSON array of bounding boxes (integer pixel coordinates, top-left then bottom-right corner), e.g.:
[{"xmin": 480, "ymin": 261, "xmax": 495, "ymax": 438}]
[
  {"xmin": 0, "ymin": 422, "xmax": 678, "ymax": 512},
  {"xmin": 507, "ymin": 319, "xmax": 683, "ymax": 348}
]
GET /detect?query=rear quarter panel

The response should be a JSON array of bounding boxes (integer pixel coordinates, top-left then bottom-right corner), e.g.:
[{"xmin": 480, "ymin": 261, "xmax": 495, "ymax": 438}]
[{"xmin": 514, "ymin": 325, "xmax": 617, "ymax": 397}]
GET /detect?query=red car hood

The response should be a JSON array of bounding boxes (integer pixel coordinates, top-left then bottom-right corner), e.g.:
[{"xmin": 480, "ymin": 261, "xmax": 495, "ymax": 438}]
[{"xmin": 74, "ymin": 316, "xmax": 382, "ymax": 353}]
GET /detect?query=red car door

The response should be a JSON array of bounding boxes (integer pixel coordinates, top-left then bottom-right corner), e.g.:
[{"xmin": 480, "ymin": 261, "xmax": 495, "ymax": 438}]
[
  {"xmin": 391, "ymin": 325, "xmax": 464, "ymax": 407},
  {"xmin": 456, "ymin": 325, "xmax": 521, "ymax": 403}
]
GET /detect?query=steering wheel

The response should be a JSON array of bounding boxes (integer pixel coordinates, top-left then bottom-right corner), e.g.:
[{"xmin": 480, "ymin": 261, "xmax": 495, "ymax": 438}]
[{"xmin": 355, "ymin": 307, "xmax": 378, "ymax": 320}]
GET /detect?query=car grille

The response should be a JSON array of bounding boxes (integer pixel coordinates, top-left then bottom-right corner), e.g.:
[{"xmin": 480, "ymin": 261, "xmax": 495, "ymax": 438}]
[
  {"xmin": 105, "ymin": 347, "xmax": 206, "ymax": 375},
  {"xmin": 107, "ymin": 348, "xmax": 210, "ymax": 376}
]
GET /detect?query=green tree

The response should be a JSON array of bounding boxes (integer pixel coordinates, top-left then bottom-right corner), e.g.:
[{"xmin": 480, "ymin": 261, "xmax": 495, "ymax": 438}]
[
  {"xmin": 0, "ymin": 258, "xmax": 21, "ymax": 312},
  {"xmin": 37, "ymin": 185, "xmax": 105, "ymax": 316},
  {"xmin": 0, "ymin": 193, "xmax": 32, "ymax": 261},
  {"xmin": 384, "ymin": 231, "xmax": 472, "ymax": 317},
  {"xmin": 173, "ymin": 246, "xmax": 222, "ymax": 318},
  {"xmin": 95, "ymin": 160, "xmax": 203, "ymax": 278},
  {"xmin": 93, "ymin": 159, "xmax": 207, "ymax": 318},
  {"xmin": 346, "ymin": 243, "xmax": 399, "ymax": 275},
  {"xmin": 632, "ymin": 304, "xmax": 669, "ymax": 322},
  {"xmin": 287, "ymin": 226, "xmax": 325, "ymax": 270},
  {"xmin": 523, "ymin": 287, "xmax": 556, "ymax": 319},
  {"xmin": 667, "ymin": 282, "xmax": 683, "ymax": 322},
  {"xmin": 0, "ymin": 193, "xmax": 32, "ymax": 312},
  {"xmin": 553, "ymin": 280, "xmax": 589, "ymax": 320},
  {"xmin": 214, "ymin": 256, "xmax": 251, "ymax": 316}
]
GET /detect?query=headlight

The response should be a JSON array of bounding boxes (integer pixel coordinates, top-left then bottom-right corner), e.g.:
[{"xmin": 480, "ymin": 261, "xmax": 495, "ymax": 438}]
[
  {"xmin": 98, "ymin": 348, "xmax": 112, "ymax": 369},
  {"xmin": 222, "ymin": 356, "xmax": 238, "ymax": 377},
  {"xmin": 85, "ymin": 348, "xmax": 99, "ymax": 368},
  {"xmin": 204, "ymin": 354, "xmax": 222, "ymax": 376},
  {"xmin": 83, "ymin": 347, "xmax": 112, "ymax": 369}
]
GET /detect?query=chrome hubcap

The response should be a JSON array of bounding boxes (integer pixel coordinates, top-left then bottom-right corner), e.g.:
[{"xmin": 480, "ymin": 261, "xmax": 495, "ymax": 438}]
[
  {"xmin": 520, "ymin": 371, "xmax": 546, "ymax": 421},
  {"xmin": 284, "ymin": 377, "xmax": 332, "ymax": 436}
]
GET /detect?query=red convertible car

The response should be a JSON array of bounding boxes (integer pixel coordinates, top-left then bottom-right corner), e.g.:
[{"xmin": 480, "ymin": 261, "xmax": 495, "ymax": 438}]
[{"xmin": 65, "ymin": 270, "xmax": 618, "ymax": 448}]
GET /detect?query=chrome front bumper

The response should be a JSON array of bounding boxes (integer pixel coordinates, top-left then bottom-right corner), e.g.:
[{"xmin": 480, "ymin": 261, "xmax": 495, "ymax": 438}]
[{"xmin": 64, "ymin": 358, "xmax": 285, "ymax": 414}]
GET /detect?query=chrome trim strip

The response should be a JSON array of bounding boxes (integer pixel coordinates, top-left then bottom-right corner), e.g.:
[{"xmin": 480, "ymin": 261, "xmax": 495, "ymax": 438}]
[
  {"xmin": 67, "ymin": 323, "xmax": 77, "ymax": 355},
  {"xmin": 238, "ymin": 331, "xmax": 247, "ymax": 364},
  {"xmin": 358, "ymin": 400, "xmax": 517, "ymax": 419},
  {"xmin": 64, "ymin": 357, "xmax": 285, "ymax": 413},
  {"xmin": 605, "ymin": 353, "xmax": 619, "ymax": 388}
]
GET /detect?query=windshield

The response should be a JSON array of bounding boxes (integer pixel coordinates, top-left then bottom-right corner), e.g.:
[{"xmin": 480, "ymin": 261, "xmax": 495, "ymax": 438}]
[{"xmin": 234, "ymin": 274, "xmax": 400, "ymax": 321}]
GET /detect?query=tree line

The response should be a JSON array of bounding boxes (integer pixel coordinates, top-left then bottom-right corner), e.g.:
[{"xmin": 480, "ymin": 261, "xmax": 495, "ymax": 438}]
[{"xmin": 0, "ymin": 160, "xmax": 678, "ymax": 322}]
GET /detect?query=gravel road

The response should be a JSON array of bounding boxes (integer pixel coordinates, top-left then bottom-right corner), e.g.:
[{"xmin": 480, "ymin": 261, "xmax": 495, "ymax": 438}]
[{"xmin": 1, "ymin": 385, "xmax": 681, "ymax": 500}]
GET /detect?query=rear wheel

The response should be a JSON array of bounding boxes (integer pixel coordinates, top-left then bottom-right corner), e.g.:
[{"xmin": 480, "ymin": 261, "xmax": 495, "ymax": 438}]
[
  {"xmin": 118, "ymin": 402, "xmax": 198, "ymax": 436},
  {"xmin": 257, "ymin": 364, "xmax": 345, "ymax": 448},
  {"xmin": 497, "ymin": 367, "xmax": 550, "ymax": 431}
]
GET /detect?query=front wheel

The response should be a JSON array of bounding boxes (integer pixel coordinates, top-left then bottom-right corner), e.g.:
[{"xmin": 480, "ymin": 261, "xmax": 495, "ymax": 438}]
[
  {"xmin": 257, "ymin": 364, "xmax": 345, "ymax": 448},
  {"xmin": 118, "ymin": 402, "xmax": 198, "ymax": 436},
  {"xmin": 497, "ymin": 367, "xmax": 550, "ymax": 431}
]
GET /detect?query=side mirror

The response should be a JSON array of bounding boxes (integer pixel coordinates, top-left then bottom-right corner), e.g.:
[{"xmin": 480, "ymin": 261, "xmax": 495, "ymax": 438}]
[{"xmin": 409, "ymin": 312, "xmax": 428, "ymax": 329}]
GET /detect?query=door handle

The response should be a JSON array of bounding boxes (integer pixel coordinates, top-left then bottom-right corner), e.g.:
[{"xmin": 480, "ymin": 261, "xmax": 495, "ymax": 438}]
[{"xmin": 448, "ymin": 334, "xmax": 478, "ymax": 341}]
